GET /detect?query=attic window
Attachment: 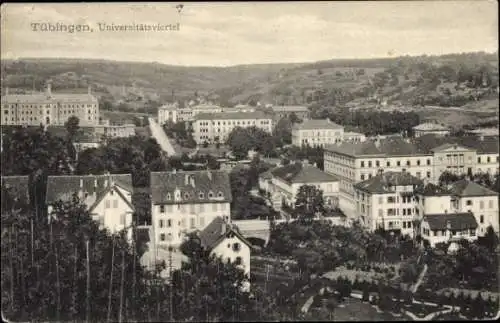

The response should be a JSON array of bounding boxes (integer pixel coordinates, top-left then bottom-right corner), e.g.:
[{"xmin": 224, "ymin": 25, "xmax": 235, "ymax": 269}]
[
  {"xmin": 166, "ymin": 193, "xmax": 171, "ymax": 200},
  {"xmin": 208, "ymin": 191, "xmax": 214, "ymax": 198},
  {"xmin": 199, "ymin": 192, "xmax": 205, "ymax": 199},
  {"xmin": 217, "ymin": 191, "xmax": 223, "ymax": 198},
  {"xmin": 232, "ymin": 243, "xmax": 241, "ymax": 252}
]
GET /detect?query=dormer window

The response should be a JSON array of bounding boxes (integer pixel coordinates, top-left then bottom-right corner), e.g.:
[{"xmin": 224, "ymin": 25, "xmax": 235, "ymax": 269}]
[
  {"xmin": 208, "ymin": 191, "xmax": 214, "ymax": 198},
  {"xmin": 217, "ymin": 191, "xmax": 223, "ymax": 198},
  {"xmin": 166, "ymin": 193, "xmax": 171, "ymax": 200},
  {"xmin": 184, "ymin": 192, "xmax": 189, "ymax": 199},
  {"xmin": 199, "ymin": 192, "xmax": 205, "ymax": 199}
]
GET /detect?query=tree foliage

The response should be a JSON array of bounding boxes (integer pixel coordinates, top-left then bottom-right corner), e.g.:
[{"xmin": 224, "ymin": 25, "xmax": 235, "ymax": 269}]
[
  {"xmin": 226, "ymin": 126, "xmax": 275, "ymax": 159},
  {"xmin": 294, "ymin": 185, "xmax": 325, "ymax": 224}
]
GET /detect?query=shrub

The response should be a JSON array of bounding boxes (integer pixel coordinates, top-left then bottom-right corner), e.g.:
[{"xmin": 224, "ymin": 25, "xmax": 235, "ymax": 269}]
[{"xmin": 362, "ymin": 287, "xmax": 370, "ymax": 302}]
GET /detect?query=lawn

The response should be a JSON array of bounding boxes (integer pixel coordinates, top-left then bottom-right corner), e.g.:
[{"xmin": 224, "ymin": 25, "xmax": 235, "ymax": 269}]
[{"xmin": 308, "ymin": 297, "xmax": 410, "ymax": 321}]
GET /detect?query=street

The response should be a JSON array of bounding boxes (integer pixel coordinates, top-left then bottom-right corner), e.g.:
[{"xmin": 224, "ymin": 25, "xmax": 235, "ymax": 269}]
[{"xmin": 148, "ymin": 117, "xmax": 178, "ymax": 156}]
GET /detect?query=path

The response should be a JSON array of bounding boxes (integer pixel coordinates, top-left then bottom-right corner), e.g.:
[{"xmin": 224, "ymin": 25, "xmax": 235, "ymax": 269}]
[
  {"xmin": 148, "ymin": 117, "xmax": 177, "ymax": 156},
  {"xmin": 411, "ymin": 264, "xmax": 428, "ymax": 294}
]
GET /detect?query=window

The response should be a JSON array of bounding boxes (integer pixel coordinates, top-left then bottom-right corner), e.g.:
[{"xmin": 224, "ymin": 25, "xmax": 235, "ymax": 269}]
[
  {"xmin": 378, "ymin": 197, "xmax": 383, "ymax": 204},
  {"xmin": 217, "ymin": 191, "xmax": 223, "ymax": 198},
  {"xmin": 376, "ymin": 161, "xmax": 380, "ymax": 167},
  {"xmin": 361, "ymin": 174, "xmax": 365, "ymax": 181},
  {"xmin": 403, "ymin": 209, "xmax": 407, "ymax": 216},
  {"xmin": 232, "ymin": 243, "xmax": 241, "ymax": 252},
  {"xmin": 159, "ymin": 220, "xmax": 164, "ymax": 228},
  {"xmin": 190, "ymin": 218, "xmax": 196, "ymax": 229},
  {"xmin": 368, "ymin": 161, "xmax": 372, "ymax": 167},
  {"xmin": 408, "ymin": 221, "xmax": 412, "ymax": 228},
  {"xmin": 406, "ymin": 160, "xmax": 411, "ymax": 166},
  {"xmin": 112, "ymin": 200, "xmax": 118, "ymax": 208},
  {"xmin": 99, "ymin": 216, "xmax": 105, "ymax": 227},
  {"xmin": 477, "ymin": 157, "xmax": 481, "ymax": 164},
  {"xmin": 470, "ymin": 229, "xmax": 476, "ymax": 236},
  {"xmin": 466, "ymin": 200, "xmax": 472, "ymax": 206},
  {"xmin": 378, "ymin": 209, "xmax": 383, "ymax": 217},
  {"xmin": 427, "ymin": 159, "xmax": 431, "ymax": 165},
  {"xmin": 387, "ymin": 196, "xmax": 395, "ymax": 203},
  {"xmin": 489, "ymin": 200, "xmax": 494, "ymax": 208},
  {"xmin": 160, "ymin": 234, "xmax": 165, "ymax": 241},
  {"xmin": 208, "ymin": 192, "xmax": 214, "ymax": 198},
  {"xmin": 487, "ymin": 157, "xmax": 491, "ymax": 163},
  {"xmin": 396, "ymin": 161, "xmax": 401, "ymax": 166},
  {"xmin": 361, "ymin": 161, "xmax": 365, "ymax": 168},
  {"xmin": 160, "ymin": 205, "xmax": 165, "ymax": 213},
  {"xmin": 167, "ymin": 219, "xmax": 172, "ymax": 227},
  {"xmin": 120, "ymin": 214, "xmax": 126, "ymax": 226},
  {"xmin": 199, "ymin": 217, "xmax": 205, "ymax": 227},
  {"xmin": 386, "ymin": 161, "xmax": 391, "ymax": 167},
  {"xmin": 480, "ymin": 201, "xmax": 484, "ymax": 209},
  {"xmin": 199, "ymin": 204, "xmax": 205, "ymax": 212},
  {"xmin": 235, "ymin": 257, "xmax": 242, "ymax": 265},
  {"xmin": 480, "ymin": 215, "xmax": 484, "ymax": 224},
  {"xmin": 417, "ymin": 160, "xmax": 421, "ymax": 166},
  {"xmin": 426, "ymin": 172, "xmax": 431, "ymax": 178},
  {"xmin": 105, "ymin": 200, "xmax": 111, "ymax": 208}
]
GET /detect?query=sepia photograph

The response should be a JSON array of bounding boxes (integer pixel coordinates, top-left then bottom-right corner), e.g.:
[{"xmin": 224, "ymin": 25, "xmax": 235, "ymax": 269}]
[{"xmin": 1, "ymin": 1, "xmax": 499, "ymax": 321}]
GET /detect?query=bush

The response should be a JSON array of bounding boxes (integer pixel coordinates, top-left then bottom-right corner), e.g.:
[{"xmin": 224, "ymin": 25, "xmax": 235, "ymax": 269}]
[{"xmin": 362, "ymin": 287, "xmax": 370, "ymax": 302}]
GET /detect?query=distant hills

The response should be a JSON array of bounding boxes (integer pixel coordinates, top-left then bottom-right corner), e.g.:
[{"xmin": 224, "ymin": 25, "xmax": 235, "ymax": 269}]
[{"xmin": 1, "ymin": 52, "xmax": 498, "ymax": 112}]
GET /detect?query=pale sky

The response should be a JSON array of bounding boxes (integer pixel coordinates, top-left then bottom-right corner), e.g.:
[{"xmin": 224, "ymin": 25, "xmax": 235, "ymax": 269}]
[{"xmin": 1, "ymin": 1, "xmax": 498, "ymax": 66}]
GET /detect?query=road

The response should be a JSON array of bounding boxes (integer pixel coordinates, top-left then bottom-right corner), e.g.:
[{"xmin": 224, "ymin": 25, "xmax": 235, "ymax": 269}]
[{"xmin": 148, "ymin": 118, "xmax": 177, "ymax": 156}]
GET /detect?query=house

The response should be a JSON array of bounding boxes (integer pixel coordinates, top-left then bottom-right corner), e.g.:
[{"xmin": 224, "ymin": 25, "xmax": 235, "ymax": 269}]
[
  {"xmin": 415, "ymin": 180, "xmax": 499, "ymax": 235},
  {"xmin": 158, "ymin": 103, "xmax": 180, "ymax": 124},
  {"xmin": 291, "ymin": 119, "xmax": 344, "ymax": 147},
  {"xmin": 268, "ymin": 161, "xmax": 340, "ymax": 211},
  {"xmin": 150, "ymin": 170, "xmax": 232, "ymax": 247},
  {"xmin": 353, "ymin": 171, "xmax": 423, "ymax": 235},
  {"xmin": 421, "ymin": 212, "xmax": 478, "ymax": 247},
  {"xmin": 198, "ymin": 216, "xmax": 252, "ymax": 278},
  {"xmin": 46, "ymin": 173, "xmax": 134, "ymax": 241}
]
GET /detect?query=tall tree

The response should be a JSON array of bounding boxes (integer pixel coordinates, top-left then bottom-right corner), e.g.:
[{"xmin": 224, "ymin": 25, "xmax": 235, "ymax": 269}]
[
  {"xmin": 294, "ymin": 185, "xmax": 325, "ymax": 224},
  {"xmin": 64, "ymin": 116, "xmax": 80, "ymax": 143}
]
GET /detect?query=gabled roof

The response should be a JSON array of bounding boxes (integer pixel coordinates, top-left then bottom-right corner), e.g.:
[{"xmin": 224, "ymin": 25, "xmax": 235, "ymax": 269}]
[
  {"xmin": 87, "ymin": 185, "xmax": 135, "ymax": 212},
  {"xmin": 292, "ymin": 119, "xmax": 343, "ymax": 131},
  {"xmin": 354, "ymin": 171, "xmax": 423, "ymax": 194},
  {"xmin": 448, "ymin": 179, "xmax": 498, "ymax": 197},
  {"xmin": 150, "ymin": 170, "xmax": 232, "ymax": 204},
  {"xmin": 423, "ymin": 213, "xmax": 478, "ymax": 231},
  {"xmin": 199, "ymin": 217, "xmax": 252, "ymax": 251},
  {"xmin": 271, "ymin": 162, "xmax": 339, "ymax": 184},
  {"xmin": 325, "ymin": 137, "xmax": 427, "ymax": 157},
  {"xmin": 46, "ymin": 174, "xmax": 133, "ymax": 204},
  {"xmin": 1, "ymin": 176, "xmax": 30, "ymax": 203},
  {"xmin": 413, "ymin": 135, "xmax": 499, "ymax": 154}
]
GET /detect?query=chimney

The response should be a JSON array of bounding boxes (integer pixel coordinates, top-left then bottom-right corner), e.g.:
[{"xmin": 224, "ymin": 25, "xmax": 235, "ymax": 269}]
[
  {"xmin": 190, "ymin": 175, "xmax": 195, "ymax": 187},
  {"xmin": 374, "ymin": 139, "xmax": 381, "ymax": 149},
  {"xmin": 185, "ymin": 174, "xmax": 189, "ymax": 186},
  {"xmin": 172, "ymin": 168, "xmax": 177, "ymax": 174},
  {"xmin": 207, "ymin": 170, "xmax": 212, "ymax": 181},
  {"xmin": 46, "ymin": 81, "xmax": 52, "ymax": 96}
]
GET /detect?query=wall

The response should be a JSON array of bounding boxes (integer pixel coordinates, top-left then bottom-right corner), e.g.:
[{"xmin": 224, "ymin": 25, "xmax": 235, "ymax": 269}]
[
  {"xmin": 91, "ymin": 188, "xmax": 134, "ymax": 241},
  {"xmin": 211, "ymin": 234, "xmax": 251, "ymax": 276}
]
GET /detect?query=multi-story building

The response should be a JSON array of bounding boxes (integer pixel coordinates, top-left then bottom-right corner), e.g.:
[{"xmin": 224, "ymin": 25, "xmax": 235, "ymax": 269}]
[
  {"xmin": 45, "ymin": 173, "xmax": 134, "ymax": 241},
  {"xmin": 176, "ymin": 104, "xmax": 224, "ymax": 123},
  {"xmin": 261, "ymin": 161, "xmax": 340, "ymax": 211},
  {"xmin": 420, "ymin": 212, "xmax": 478, "ymax": 247},
  {"xmin": 324, "ymin": 135, "xmax": 499, "ymax": 217},
  {"xmin": 353, "ymin": 171, "xmax": 423, "ymax": 235},
  {"xmin": 192, "ymin": 111, "xmax": 273, "ymax": 144},
  {"xmin": 415, "ymin": 179, "xmax": 499, "ymax": 236},
  {"xmin": 92, "ymin": 123, "xmax": 136, "ymax": 138},
  {"xmin": 1, "ymin": 83, "xmax": 99, "ymax": 127},
  {"xmin": 229, "ymin": 104, "xmax": 258, "ymax": 113},
  {"xmin": 413, "ymin": 122, "xmax": 450, "ymax": 138},
  {"xmin": 269, "ymin": 105, "xmax": 310, "ymax": 120},
  {"xmin": 466, "ymin": 127, "xmax": 499, "ymax": 138},
  {"xmin": 150, "ymin": 170, "xmax": 232, "ymax": 247},
  {"xmin": 158, "ymin": 103, "xmax": 179, "ymax": 124},
  {"xmin": 291, "ymin": 119, "xmax": 344, "ymax": 147}
]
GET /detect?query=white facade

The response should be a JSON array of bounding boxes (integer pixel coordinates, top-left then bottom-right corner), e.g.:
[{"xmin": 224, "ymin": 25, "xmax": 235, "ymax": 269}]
[
  {"xmin": 158, "ymin": 104, "xmax": 179, "ymax": 124},
  {"xmin": 420, "ymin": 218, "xmax": 478, "ymax": 247},
  {"xmin": 151, "ymin": 200, "xmax": 231, "ymax": 246},
  {"xmin": 192, "ymin": 112, "xmax": 273, "ymax": 144},
  {"xmin": 272, "ymin": 177, "xmax": 340, "ymax": 209},
  {"xmin": 343, "ymin": 131, "xmax": 366, "ymax": 143},
  {"xmin": 413, "ymin": 123, "xmax": 450, "ymax": 138},
  {"xmin": 455, "ymin": 195, "xmax": 499, "ymax": 234},
  {"xmin": 211, "ymin": 233, "xmax": 251, "ymax": 277},
  {"xmin": 1, "ymin": 84, "xmax": 99, "ymax": 126}
]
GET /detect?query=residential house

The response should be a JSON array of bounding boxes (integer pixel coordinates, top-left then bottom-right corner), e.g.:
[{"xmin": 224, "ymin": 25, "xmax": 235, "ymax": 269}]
[
  {"xmin": 421, "ymin": 213, "xmax": 478, "ymax": 247},
  {"xmin": 413, "ymin": 122, "xmax": 450, "ymax": 138},
  {"xmin": 353, "ymin": 171, "xmax": 423, "ymax": 235},
  {"xmin": 46, "ymin": 173, "xmax": 134, "ymax": 241},
  {"xmin": 266, "ymin": 161, "xmax": 340, "ymax": 211},
  {"xmin": 150, "ymin": 170, "xmax": 232, "ymax": 247}
]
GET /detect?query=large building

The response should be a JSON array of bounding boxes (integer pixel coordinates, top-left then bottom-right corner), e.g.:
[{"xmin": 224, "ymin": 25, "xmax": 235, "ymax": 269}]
[
  {"xmin": 260, "ymin": 161, "xmax": 340, "ymax": 211},
  {"xmin": 420, "ymin": 213, "xmax": 479, "ymax": 247},
  {"xmin": 291, "ymin": 119, "xmax": 344, "ymax": 147},
  {"xmin": 150, "ymin": 170, "xmax": 232, "ymax": 247},
  {"xmin": 353, "ymin": 171, "xmax": 423, "ymax": 235},
  {"xmin": 413, "ymin": 122, "xmax": 450, "ymax": 138},
  {"xmin": 192, "ymin": 111, "xmax": 273, "ymax": 144},
  {"xmin": 324, "ymin": 135, "xmax": 499, "ymax": 217},
  {"xmin": 415, "ymin": 179, "xmax": 499, "ymax": 235},
  {"xmin": 158, "ymin": 103, "xmax": 180, "ymax": 124},
  {"xmin": 45, "ymin": 174, "xmax": 134, "ymax": 241},
  {"xmin": 92, "ymin": 123, "xmax": 136, "ymax": 138},
  {"xmin": 178, "ymin": 104, "xmax": 224, "ymax": 123},
  {"xmin": 1, "ymin": 83, "xmax": 99, "ymax": 127}
]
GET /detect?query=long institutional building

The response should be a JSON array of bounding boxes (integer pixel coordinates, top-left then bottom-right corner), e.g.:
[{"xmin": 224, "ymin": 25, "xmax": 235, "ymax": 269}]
[
  {"xmin": 324, "ymin": 134, "xmax": 499, "ymax": 217},
  {"xmin": 292, "ymin": 119, "xmax": 366, "ymax": 147},
  {"xmin": 192, "ymin": 111, "xmax": 273, "ymax": 144},
  {"xmin": 1, "ymin": 83, "xmax": 99, "ymax": 126}
]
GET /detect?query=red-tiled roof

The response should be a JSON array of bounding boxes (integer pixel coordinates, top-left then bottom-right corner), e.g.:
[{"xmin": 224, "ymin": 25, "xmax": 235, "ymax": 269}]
[{"xmin": 199, "ymin": 217, "xmax": 252, "ymax": 251}]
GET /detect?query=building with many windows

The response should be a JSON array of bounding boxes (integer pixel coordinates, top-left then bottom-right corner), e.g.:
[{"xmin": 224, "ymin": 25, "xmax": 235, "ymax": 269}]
[
  {"xmin": 158, "ymin": 103, "xmax": 180, "ymax": 124},
  {"xmin": 1, "ymin": 83, "xmax": 99, "ymax": 127},
  {"xmin": 291, "ymin": 119, "xmax": 344, "ymax": 147},
  {"xmin": 324, "ymin": 135, "xmax": 499, "ymax": 217},
  {"xmin": 353, "ymin": 171, "xmax": 423, "ymax": 235},
  {"xmin": 420, "ymin": 212, "xmax": 479, "ymax": 247},
  {"xmin": 269, "ymin": 105, "xmax": 310, "ymax": 120},
  {"xmin": 45, "ymin": 173, "xmax": 134, "ymax": 241},
  {"xmin": 260, "ymin": 161, "xmax": 340, "ymax": 211},
  {"xmin": 192, "ymin": 111, "xmax": 273, "ymax": 144},
  {"xmin": 150, "ymin": 170, "xmax": 232, "ymax": 246}
]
